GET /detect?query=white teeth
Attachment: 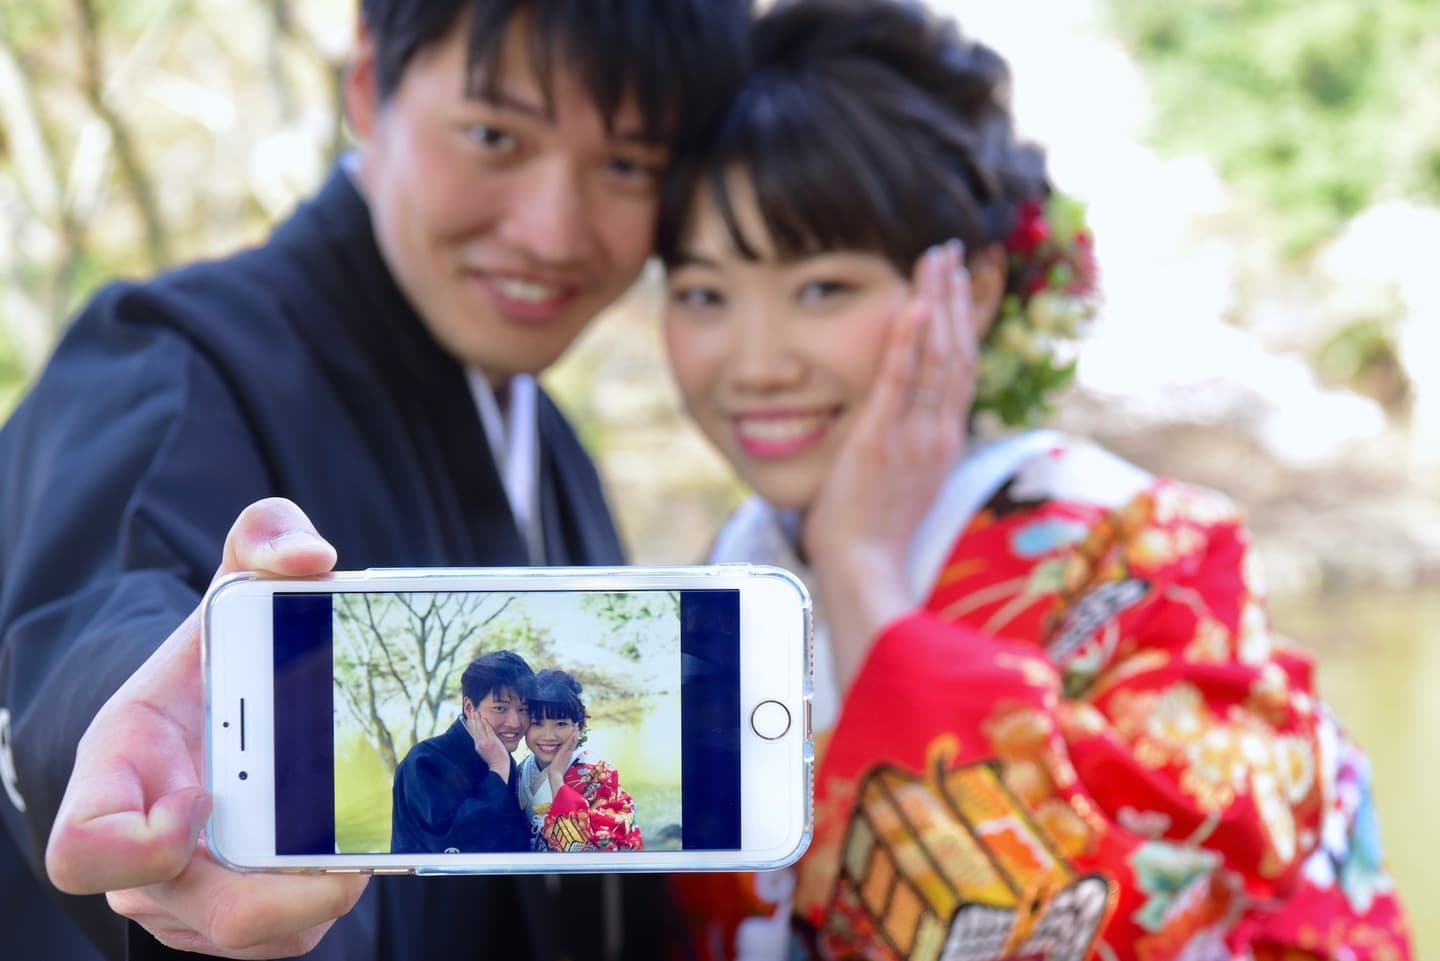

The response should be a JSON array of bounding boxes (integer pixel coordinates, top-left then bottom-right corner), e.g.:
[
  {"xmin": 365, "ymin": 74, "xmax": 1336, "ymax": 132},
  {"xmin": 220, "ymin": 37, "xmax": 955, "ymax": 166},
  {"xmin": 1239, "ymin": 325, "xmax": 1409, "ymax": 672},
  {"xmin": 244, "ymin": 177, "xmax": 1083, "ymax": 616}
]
[
  {"xmin": 735, "ymin": 414, "xmax": 829, "ymax": 443},
  {"xmin": 494, "ymin": 277, "xmax": 561, "ymax": 302}
]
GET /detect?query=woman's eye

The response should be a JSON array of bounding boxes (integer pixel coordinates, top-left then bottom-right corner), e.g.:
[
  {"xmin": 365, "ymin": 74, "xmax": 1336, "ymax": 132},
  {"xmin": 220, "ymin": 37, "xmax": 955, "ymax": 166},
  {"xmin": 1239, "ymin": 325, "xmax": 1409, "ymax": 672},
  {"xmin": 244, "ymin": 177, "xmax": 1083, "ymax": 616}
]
[
  {"xmin": 672, "ymin": 286, "xmax": 722, "ymax": 310},
  {"xmin": 464, "ymin": 123, "xmax": 516, "ymax": 154},
  {"xmin": 798, "ymin": 280, "xmax": 851, "ymax": 303}
]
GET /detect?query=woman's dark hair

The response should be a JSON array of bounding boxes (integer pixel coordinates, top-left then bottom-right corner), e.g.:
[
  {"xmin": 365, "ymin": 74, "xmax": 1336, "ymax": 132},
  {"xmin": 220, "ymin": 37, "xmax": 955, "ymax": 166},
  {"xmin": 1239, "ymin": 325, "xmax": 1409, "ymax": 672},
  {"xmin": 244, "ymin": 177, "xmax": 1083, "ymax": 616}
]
[
  {"xmin": 528, "ymin": 669, "xmax": 587, "ymax": 726},
  {"xmin": 657, "ymin": 0, "xmax": 1048, "ymax": 276},
  {"xmin": 461, "ymin": 650, "xmax": 536, "ymax": 706},
  {"xmin": 360, "ymin": 0, "xmax": 752, "ymax": 149}
]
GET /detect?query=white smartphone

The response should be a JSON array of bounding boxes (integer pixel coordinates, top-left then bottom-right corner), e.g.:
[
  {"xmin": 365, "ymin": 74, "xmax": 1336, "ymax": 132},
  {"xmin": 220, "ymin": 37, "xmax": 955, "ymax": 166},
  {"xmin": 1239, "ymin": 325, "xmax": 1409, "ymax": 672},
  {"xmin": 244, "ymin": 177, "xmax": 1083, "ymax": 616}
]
[{"xmin": 202, "ymin": 565, "xmax": 813, "ymax": 874}]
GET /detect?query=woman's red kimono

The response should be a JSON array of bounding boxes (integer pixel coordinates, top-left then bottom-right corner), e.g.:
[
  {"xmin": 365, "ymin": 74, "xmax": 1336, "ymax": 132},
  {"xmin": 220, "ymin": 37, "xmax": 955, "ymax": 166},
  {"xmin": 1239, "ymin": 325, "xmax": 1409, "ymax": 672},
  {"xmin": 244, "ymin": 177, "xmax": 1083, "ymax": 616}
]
[
  {"xmin": 525, "ymin": 755, "xmax": 644, "ymax": 852},
  {"xmin": 674, "ymin": 434, "xmax": 1410, "ymax": 961}
]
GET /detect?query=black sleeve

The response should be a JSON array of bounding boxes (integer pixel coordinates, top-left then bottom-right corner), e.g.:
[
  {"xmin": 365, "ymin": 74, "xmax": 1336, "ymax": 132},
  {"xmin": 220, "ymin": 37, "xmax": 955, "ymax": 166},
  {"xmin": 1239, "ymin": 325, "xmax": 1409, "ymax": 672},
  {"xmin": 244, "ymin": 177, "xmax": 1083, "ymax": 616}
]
[
  {"xmin": 391, "ymin": 750, "xmax": 529, "ymax": 854},
  {"xmin": 0, "ymin": 282, "xmax": 277, "ymax": 957}
]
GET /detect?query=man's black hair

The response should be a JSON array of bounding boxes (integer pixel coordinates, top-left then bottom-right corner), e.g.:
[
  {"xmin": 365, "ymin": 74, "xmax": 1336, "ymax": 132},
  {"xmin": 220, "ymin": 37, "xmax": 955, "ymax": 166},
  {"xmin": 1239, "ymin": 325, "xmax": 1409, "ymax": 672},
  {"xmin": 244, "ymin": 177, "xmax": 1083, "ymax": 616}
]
[
  {"xmin": 461, "ymin": 650, "xmax": 536, "ymax": 705},
  {"xmin": 360, "ymin": 0, "xmax": 753, "ymax": 149}
]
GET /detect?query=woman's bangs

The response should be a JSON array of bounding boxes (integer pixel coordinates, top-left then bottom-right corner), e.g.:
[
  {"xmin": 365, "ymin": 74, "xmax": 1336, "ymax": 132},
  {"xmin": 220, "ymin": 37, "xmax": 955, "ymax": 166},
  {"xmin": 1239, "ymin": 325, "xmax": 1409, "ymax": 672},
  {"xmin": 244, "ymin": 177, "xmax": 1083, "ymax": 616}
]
[
  {"xmin": 709, "ymin": 83, "xmax": 899, "ymax": 264},
  {"xmin": 531, "ymin": 696, "xmax": 584, "ymax": 724}
]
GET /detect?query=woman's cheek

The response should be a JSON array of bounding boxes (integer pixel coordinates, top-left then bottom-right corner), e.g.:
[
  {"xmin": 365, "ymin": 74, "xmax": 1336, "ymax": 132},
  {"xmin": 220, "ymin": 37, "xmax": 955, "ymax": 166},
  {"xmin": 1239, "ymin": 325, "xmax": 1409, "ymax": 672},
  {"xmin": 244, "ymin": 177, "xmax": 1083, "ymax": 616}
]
[{"xmin": 665, "ymin": 320, "xmax": 719, "ymax": 405}]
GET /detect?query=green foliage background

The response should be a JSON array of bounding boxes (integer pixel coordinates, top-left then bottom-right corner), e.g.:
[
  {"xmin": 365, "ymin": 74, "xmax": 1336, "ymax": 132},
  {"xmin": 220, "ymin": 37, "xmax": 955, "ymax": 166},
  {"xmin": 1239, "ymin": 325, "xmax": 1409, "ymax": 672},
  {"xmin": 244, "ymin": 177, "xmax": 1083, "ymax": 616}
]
[{"xmin": 1108, "ymin": 0, "xmax": 1440, "ymax": 256}]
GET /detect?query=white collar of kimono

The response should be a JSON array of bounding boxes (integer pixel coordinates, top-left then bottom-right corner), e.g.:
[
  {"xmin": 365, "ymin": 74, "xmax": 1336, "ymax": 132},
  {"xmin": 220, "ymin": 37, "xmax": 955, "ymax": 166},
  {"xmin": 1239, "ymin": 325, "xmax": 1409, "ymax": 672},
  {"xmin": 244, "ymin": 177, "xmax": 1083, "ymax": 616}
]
[
  {"xmin": 517, "ymin": 746, "xmax": 587, "ymax": 812},
  {"xmin": 712, "ymin": 428, "xmax": 1067, "ymax": 601},
  {"xmin": 466, "ymin": 370, "xmax": 544, "ymax": 563},
  {"xmin": 710, "ymin": 429, "xmax": 1062, "ymax": 731}
]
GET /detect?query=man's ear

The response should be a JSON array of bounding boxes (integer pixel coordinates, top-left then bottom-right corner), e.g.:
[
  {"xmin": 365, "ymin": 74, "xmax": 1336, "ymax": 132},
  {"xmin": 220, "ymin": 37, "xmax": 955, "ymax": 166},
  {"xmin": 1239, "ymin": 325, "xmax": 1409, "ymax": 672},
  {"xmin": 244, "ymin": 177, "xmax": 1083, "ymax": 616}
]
[
  {"xmin": 344, "ymin": 20, "xmax": 381, "ymax": 144},
  {"xmin": 461, "ymin": 697, "xmax": 475, "ymax": 720},
  {"xmin": 966, "ymin": 243, "xmax": 1009, "ymax": 341}
]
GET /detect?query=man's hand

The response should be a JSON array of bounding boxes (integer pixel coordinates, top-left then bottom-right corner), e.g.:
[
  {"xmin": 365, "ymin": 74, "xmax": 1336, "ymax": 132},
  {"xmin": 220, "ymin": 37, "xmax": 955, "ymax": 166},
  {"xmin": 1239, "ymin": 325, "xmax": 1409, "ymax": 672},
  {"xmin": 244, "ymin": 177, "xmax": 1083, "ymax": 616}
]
[
  {"xmin": 45, "ymin": 498, "xmax": 369, "ymax": 958},
  {"xmin": 466, "ymin": 715, "xmax": 512, "ymax": 780}
]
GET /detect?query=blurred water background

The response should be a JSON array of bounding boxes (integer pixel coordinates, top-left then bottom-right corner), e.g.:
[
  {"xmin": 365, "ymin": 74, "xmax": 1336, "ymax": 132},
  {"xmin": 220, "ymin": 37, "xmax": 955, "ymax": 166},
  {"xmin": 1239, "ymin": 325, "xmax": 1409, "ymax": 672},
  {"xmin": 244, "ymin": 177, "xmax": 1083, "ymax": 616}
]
[{"xmin": 1, "ymin": 0, "xmax": 1435, "ymax": 950}]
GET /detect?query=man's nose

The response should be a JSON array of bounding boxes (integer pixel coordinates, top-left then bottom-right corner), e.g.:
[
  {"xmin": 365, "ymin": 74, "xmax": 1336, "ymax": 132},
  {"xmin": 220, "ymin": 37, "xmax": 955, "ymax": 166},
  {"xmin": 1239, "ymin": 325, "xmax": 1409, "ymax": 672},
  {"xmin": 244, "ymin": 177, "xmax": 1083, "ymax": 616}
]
[{"xmin": 497, "ymin": 158, "xmax": 594, "ymax": 267}]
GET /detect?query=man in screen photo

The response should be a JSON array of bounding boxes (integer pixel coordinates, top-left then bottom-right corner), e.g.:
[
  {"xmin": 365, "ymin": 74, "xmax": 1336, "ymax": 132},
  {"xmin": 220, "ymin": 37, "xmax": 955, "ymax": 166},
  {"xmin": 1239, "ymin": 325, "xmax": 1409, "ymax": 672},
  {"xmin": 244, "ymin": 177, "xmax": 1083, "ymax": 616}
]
[{"xmin": 390, "ymin": 651, "xmax": 535, "ymax": 854}]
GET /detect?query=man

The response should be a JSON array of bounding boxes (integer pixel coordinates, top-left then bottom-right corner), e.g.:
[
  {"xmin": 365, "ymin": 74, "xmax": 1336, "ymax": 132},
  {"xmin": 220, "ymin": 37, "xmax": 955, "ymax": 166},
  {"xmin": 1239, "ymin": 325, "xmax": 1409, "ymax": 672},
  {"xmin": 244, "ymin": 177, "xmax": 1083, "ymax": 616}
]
[
  {"xmin": 390, "ymin": 652, "xmax": 535, "ymax": 855},
  {"xmin": 0, "ymin": 1, "xmax": 749, "ymax": 958}
]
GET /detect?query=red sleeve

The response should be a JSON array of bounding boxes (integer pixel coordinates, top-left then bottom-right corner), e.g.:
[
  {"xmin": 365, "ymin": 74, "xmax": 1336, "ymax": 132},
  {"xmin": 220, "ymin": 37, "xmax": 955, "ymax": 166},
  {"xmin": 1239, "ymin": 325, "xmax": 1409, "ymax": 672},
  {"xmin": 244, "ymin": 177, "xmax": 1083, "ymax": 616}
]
[
  {"xmin": 836, "ymin": 609, "xmax": 1059, "ymax": 763},
  {"xmin": 541, "ymin": 761, "xmax": 644, "ymax": 852},
  {"xmin": 1060, "ymin": 504, "xmax": 1324, "ymax": 899},
  {"xmin": 809, "ymin": 485, "xmax": 1327, "ymax": 916},
  {"xmin": 549, "ymin": 783, "xmax": 588, "ymax": 818}
]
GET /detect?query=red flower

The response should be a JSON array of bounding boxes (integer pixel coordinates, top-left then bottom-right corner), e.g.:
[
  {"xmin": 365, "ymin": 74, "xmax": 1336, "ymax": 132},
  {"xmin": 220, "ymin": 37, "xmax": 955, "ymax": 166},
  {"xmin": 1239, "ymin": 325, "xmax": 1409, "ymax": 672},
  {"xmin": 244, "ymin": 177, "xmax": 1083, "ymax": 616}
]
[{"xmin": 1006, "ymin": 199, "xmax": 1050, "ymax": 257}]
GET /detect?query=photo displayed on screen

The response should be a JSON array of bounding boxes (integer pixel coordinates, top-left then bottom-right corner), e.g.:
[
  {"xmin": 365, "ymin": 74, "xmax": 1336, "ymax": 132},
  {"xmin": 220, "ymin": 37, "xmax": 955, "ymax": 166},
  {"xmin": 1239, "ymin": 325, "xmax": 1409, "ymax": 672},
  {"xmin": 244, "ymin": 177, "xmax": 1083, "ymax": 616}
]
[
  {"xmin": 336, "ymin": 589, "xmax": 681, "ymax": 855},
  {"xmin": 270, "ymin": 588, "xmax": 741, "ymax": 857}
]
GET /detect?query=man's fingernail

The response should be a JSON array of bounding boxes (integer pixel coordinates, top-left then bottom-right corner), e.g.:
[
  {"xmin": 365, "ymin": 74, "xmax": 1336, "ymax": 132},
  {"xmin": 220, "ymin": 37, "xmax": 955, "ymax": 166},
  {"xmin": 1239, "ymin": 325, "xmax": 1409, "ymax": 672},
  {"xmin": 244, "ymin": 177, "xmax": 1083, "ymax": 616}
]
[
  {"xmin": 190, "ymin": 791, "xmax": 213, "ymax": 839},
  {"xmin": 262, "ymin": 530, "xmax": 333, "ymax": 562}
]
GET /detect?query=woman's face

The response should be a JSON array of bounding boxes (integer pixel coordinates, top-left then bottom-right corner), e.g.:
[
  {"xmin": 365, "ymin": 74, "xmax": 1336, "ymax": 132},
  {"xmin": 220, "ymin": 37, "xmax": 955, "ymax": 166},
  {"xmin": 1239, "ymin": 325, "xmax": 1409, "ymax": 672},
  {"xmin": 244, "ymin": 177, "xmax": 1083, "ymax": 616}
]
[
  {"xmin": 663, "ymin": 178, "xmax": 910, "ymax": 512},
  {"xmin": 526, "ymin": 714, "xmax": 578, "ymax": 768}
]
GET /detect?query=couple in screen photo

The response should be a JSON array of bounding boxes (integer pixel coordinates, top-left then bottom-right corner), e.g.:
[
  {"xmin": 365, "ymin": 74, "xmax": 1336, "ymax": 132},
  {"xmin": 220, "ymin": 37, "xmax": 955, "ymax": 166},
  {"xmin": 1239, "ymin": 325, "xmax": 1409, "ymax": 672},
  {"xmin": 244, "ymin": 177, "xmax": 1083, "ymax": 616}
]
[{"xmin": 389, "ymin": 651, "xmax": 643, "ymax": 855}]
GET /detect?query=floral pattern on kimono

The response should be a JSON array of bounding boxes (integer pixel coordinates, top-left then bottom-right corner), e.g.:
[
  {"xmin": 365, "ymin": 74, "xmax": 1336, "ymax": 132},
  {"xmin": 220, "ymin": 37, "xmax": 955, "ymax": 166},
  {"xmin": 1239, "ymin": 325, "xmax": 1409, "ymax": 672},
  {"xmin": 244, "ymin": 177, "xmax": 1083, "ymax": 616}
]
[{"xmin": 670, "ymin": 433, "xmax": 1410, "ymax": 961}]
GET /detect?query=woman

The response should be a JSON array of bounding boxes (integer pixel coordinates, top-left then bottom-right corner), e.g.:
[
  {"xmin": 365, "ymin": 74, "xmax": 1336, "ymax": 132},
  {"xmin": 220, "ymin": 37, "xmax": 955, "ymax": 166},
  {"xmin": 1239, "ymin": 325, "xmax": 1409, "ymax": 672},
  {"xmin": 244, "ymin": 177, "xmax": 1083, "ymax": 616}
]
[
  {"xmin": 657, "ymin": 1, "xmax": 1410, "ymax": 959},
  {"xmin": 517, "ymin": 669, "xmax": 643, "ymax": 852}
]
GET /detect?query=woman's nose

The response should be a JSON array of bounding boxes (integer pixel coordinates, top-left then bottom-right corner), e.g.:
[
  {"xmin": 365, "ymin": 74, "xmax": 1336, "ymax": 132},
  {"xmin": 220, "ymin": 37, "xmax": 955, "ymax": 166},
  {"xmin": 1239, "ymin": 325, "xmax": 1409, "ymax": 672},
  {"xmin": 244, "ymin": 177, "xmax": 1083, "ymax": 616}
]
[{"xmin": 728, "ymin": 313, "xmax": 805, "ymax": 392}]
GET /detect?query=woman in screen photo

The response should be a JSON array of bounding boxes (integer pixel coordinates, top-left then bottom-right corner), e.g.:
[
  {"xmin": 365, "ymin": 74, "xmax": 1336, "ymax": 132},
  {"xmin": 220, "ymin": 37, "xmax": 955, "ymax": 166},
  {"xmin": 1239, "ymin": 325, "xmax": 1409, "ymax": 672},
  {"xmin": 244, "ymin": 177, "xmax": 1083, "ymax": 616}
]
[
  {"xmin": 517, "ymin": 669, "xmax": 644, "ymax": 852},
  {"xmin": 656, "ymin": 1, "xmax": 1410, "ymax": 959}
]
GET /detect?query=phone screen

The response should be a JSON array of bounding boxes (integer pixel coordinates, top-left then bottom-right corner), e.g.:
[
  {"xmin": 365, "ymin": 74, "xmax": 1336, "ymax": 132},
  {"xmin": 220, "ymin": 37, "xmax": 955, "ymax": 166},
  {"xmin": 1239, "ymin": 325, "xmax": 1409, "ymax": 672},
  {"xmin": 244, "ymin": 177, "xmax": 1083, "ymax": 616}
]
[{"xmin": 270, "ymin": 589, "xmax": 740, "ymax": 856}]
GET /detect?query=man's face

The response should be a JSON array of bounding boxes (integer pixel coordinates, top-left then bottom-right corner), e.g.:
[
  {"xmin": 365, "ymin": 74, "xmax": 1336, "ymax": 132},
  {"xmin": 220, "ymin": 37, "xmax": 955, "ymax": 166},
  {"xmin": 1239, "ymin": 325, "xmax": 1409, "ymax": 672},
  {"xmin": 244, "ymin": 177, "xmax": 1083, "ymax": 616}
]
[
  {"xmin": 348, "ymin": 12, "xmax": 667, "ymax": 380},
  {"xmin": 468, "ymin": 689, "xmax": 529, "ymax": 753}
]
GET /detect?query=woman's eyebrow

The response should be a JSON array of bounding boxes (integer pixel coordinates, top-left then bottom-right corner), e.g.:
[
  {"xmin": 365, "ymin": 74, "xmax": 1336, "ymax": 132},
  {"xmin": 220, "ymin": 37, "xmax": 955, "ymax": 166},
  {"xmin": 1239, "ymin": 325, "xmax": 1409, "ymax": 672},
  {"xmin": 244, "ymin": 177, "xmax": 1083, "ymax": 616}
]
[{"xmin": 671, "ymin": 251, "xmax": 722, "ymax": 269}]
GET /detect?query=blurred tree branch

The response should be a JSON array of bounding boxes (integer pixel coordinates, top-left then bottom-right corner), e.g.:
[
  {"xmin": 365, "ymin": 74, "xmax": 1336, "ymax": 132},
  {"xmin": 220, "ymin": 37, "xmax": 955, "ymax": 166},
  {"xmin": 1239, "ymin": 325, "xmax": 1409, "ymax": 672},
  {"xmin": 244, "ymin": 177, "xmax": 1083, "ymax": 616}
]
[
  {"xmin": 0, "ymin": 15, "xmax": 89, "ymax": 366},
  {"xmin": 263, "ymin": 0, "xmax": 347, "ymax": 166},
  {"xmin": 74, "ymin": 0, "xmax": 170, "ymax": 267}
]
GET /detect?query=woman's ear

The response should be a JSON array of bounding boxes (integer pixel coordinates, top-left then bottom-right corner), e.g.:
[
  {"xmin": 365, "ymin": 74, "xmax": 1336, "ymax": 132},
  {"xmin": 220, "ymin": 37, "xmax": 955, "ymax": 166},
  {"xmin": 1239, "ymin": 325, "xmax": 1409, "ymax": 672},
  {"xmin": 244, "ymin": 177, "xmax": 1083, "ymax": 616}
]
[{"xmin": 966, "ymin": 243, "xmax": 1008, "ymax": 340}]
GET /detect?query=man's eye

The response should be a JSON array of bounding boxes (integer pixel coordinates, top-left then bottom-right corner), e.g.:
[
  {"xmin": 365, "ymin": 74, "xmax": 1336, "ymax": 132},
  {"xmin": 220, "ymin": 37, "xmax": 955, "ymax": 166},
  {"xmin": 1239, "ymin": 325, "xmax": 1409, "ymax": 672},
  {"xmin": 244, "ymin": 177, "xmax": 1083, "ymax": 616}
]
[
  {"xmin": 604, "ymin": 156, "xmax": 661, "ymax": 190},
  {"xmin": 465, "ymin": 124, "xmax": 516, "ymax": 153}
]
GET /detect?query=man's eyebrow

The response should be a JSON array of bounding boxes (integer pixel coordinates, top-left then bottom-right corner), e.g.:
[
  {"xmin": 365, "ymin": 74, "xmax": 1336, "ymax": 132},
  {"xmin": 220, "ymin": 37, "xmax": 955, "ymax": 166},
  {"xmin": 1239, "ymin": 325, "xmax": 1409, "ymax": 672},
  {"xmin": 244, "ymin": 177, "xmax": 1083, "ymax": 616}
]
[
  {"xmin": 478, "ymin": 91, "xmax": 547, "ymax": 119},
  {"xmin": 474, "ymin": 92, "xmax": 665, "ymax": 148}
]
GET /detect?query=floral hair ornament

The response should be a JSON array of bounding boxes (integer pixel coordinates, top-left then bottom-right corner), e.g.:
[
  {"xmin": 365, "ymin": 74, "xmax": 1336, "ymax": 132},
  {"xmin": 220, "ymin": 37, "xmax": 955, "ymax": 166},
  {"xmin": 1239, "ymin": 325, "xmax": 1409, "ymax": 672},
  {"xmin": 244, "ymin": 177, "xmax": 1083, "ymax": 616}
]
[{"xmin": 972, "ymin": 192, "xmax": 1099, "ymax": 428}]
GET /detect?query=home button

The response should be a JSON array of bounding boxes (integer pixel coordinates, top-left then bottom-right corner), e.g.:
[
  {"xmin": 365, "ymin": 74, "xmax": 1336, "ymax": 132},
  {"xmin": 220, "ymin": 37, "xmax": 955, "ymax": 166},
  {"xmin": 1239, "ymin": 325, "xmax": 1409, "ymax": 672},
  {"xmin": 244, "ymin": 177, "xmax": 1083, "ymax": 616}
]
[{"xmin": 750, "ymin": 700, "xmax": 791, "ymax": 741}]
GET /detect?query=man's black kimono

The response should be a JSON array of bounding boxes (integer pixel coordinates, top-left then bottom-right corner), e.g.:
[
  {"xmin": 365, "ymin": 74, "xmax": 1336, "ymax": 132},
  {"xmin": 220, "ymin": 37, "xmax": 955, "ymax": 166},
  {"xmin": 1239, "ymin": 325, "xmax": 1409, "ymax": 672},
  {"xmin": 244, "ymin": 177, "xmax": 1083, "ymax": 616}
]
[
  {"xmin": 0, "ymin": 169, "xmax": 661, "ymax": 961},
  {"xmin": 390, "ymin": 718, "xmax": 530, "ymax": 854}
]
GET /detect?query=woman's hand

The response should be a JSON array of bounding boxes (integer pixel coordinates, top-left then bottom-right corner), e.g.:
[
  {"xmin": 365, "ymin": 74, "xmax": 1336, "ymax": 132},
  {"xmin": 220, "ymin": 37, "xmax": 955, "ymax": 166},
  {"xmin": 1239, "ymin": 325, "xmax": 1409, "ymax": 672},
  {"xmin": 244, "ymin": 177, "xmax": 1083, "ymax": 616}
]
[
  {"xmin": 547, "ymin": 726, "xmax": 581, "ymax": 796},
  {"xmin": 802, "ymin": 241, "xmax": 980, "ymax": 689}
]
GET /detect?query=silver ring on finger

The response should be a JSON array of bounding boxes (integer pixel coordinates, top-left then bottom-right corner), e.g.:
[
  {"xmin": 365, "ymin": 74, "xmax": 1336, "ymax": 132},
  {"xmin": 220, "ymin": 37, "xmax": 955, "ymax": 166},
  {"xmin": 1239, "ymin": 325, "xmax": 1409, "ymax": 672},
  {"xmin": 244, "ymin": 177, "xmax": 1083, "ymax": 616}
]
[{"xmin": 909, "ymin": 387, "xmax": 943, "ymax": 408}]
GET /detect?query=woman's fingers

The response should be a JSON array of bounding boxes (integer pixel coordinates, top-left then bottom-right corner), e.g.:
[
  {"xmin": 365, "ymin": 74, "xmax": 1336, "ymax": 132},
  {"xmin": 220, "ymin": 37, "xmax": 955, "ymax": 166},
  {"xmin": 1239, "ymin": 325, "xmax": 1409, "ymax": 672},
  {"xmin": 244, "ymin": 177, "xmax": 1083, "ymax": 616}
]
[
  {"xmin": 855, "ymin": 284, "xmax": 931, "ymax": 441},
  {"xmin": 942, "ymin": 241, "xmax": 979, "ymax": 418}
]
